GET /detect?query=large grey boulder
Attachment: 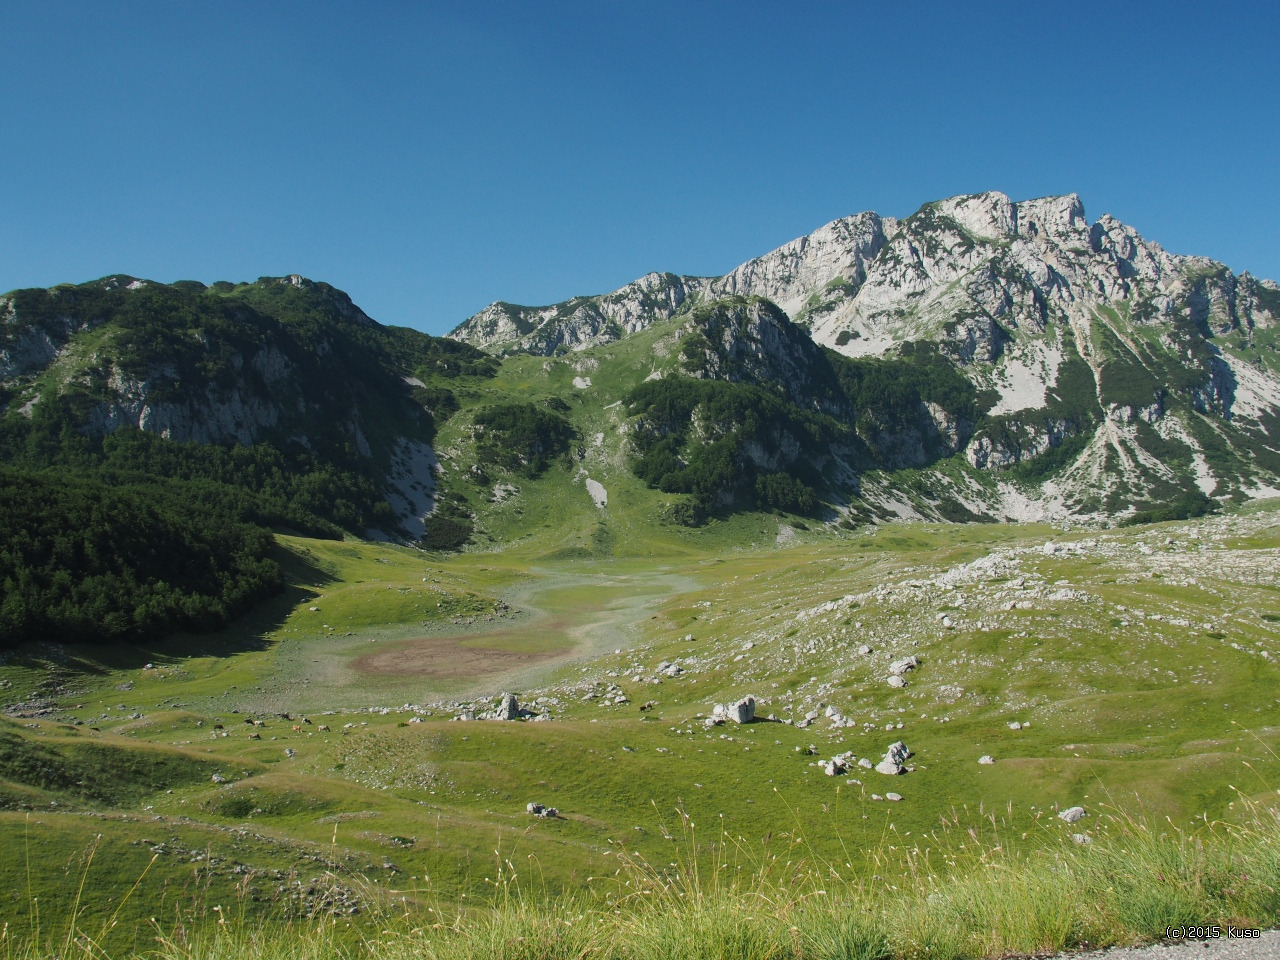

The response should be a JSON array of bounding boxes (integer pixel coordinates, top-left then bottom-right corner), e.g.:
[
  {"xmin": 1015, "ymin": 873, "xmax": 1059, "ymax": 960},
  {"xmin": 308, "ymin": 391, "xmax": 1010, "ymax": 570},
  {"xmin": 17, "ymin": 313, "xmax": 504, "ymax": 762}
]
[
  {"xmin": 498, "ymin": 693, "xmax": 519, "ymax": 721},
  {"xmin": 728, "ymin": 696, "xmax": 756, "ymax": 724}
]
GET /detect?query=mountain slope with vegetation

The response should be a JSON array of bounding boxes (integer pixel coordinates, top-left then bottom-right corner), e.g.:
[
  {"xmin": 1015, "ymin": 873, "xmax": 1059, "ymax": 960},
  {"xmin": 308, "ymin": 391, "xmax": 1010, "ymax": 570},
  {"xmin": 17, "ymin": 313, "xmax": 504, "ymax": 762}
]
[
  {"xmin": 3, "ymin": 202, "xmax": 1280, "ymax": 958},
  {"xmin": 449, "ymin": 192, "xmax": 1280, "ymax": 523},
  {"xmin": 0, "ymin": 275, "xmax": 496, "ymax": 645},
  {"xmin": 5, "ymin": 191, "xmax": 1280, "ymax": 648}
]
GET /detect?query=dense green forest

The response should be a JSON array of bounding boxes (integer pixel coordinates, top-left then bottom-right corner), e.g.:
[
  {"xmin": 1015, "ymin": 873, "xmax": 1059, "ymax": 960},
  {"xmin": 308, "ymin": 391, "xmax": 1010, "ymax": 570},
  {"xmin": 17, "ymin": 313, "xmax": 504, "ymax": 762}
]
[
  {"xmin": 0, "ymin": 468, "xmax": 281, "ymax": 648},
  {"xmin": 625, "ymin": 340, "xmax": 984, "ymax": 520},
  {"xmin": 473, "ymin": 402, "xmax": 576, "ymax": 477},
  {"xmin": 626, "ymin": 379, "xmax": 839, "ymax": 518}
]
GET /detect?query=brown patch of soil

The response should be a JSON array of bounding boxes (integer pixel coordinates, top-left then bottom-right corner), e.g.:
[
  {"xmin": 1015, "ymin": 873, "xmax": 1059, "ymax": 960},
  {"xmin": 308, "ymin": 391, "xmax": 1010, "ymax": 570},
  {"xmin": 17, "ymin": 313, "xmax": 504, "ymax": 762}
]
[{"xmin": 351, "ymin": 629, "xmax": 570, "ymax": 680}]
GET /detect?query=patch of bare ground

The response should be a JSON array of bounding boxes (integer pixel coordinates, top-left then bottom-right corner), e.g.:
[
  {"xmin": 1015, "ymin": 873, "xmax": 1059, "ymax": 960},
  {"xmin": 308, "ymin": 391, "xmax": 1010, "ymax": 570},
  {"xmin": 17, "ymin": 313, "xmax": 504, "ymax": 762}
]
[{"xmin": 351, "ymin": 626, "xmax": 571, "ymax": 680}]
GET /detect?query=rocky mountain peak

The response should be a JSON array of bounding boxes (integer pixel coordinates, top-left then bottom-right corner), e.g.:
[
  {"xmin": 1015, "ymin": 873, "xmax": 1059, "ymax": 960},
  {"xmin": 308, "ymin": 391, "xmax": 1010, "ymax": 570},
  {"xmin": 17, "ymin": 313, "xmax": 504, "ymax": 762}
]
[
  {"xmin": 932, "ymin": 191, "xmax": 1018, "ymax": 241},
  {"xmin": 1013, "ymin": 193, "xmax": 1087, "ymax": 240},
  {"xmin": 446, "ymin": 189, "xmax": 1280, "ymax": 522}
]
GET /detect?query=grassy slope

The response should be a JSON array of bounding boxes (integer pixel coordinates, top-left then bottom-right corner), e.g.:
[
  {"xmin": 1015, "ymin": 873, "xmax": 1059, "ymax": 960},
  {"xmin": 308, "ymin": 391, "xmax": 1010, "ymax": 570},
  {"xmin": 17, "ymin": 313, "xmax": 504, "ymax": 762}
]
[
  {"xmin": 4, "ymin": 320, "xmax": 1280, "ymax": 954},
  {"xmin": 2, "ymin": 498, "xmax": 1278, "ymax": 954}
]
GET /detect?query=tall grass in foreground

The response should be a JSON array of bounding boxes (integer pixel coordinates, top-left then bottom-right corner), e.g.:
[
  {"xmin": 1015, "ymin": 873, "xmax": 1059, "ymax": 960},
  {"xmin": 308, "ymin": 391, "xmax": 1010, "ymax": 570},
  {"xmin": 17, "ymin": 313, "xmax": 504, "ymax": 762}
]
[{"xmin": 6, "ymin": 794, "xmax": 1279, "ymax": 960}]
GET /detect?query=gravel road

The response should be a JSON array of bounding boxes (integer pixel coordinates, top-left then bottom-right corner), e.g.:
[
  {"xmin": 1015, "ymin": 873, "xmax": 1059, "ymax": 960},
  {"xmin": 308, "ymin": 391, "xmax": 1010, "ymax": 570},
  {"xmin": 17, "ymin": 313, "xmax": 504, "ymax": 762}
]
[{"xmin": 1054, "ymin": 929, "xmax": 1278, "ymax": 960}]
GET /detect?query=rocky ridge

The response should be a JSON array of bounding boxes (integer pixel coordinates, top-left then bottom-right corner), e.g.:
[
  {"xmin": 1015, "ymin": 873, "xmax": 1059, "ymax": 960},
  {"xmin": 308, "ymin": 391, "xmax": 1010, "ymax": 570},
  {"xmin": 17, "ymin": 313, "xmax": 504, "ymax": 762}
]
[
  {"xmin": 450, "ymin": 191, "xmax": 1280, "ymax": 518},
  {"xmin": 0, "ymin": 274, "xmax": 474, "ymax": 541}
]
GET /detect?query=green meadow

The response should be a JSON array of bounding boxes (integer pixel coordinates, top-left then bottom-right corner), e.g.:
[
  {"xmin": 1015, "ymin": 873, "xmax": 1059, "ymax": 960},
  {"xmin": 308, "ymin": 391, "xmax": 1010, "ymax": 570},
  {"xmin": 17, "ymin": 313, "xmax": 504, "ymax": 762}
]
[{"xmin": 2, "ymin": 493, "xmax": 1279, "ymax": 957}]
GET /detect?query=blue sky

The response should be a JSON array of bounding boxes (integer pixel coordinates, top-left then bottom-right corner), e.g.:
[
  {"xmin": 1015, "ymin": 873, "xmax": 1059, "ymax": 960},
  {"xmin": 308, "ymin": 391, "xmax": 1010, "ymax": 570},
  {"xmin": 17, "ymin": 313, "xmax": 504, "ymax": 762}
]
[{"xmin": 2, "ymin": 1, "xmax": 1277, "ymax": 335}]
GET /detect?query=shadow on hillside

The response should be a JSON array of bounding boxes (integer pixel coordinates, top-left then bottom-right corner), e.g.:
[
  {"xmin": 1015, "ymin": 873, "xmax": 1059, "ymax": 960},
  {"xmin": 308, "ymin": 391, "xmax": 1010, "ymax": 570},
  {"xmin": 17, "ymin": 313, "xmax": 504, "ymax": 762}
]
[{"xmin": 8, "ymin": 541, "xmax": 336, "ymax": 677}]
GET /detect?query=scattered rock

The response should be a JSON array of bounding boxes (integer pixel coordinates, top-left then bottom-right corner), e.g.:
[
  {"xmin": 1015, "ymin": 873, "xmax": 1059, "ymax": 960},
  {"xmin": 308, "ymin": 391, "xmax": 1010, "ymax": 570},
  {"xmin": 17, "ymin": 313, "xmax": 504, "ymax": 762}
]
[
  {"xmin": 1071, "ymin": 833, "xmax": 1092, "ymax": 844},
  {"xmin": 886, "ymin": 676, "xmax": 907, "ymax": 689},
  {"xmin": 885, "ymin": 792, "xmax": 903, "ymax": 802},
  {"xmin": 889, "ymin": 655, "xmax": 920, "ymax": 676},
  {"xmin": 728, "ymin": 696, "xmax": 756, "ymax": 724},
  {"xmin": 820, "ymin": 751, "xmax": 857, "ymax": 776},
  {"xmin": 875, "ymin": 760, "xmax": 903, "ymax": 776},
  {"xmin": 1007, "ymin": 721, "xmax": 1023, "ymax": 730},
  {"xmin": 1058, "ymin": 805, "xmax": 1087, "ymax": 823},
  {"xmin": 978, "ymin": 755, "xmax": 995, "ymax": 765},
  {"xmin": 498, "ymin": 694, "xmax": 519, "ymax": 721}
]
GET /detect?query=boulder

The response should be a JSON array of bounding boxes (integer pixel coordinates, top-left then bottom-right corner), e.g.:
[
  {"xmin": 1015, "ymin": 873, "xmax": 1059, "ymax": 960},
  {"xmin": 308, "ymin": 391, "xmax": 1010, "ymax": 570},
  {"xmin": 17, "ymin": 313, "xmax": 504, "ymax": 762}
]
[
  {"xmin": 729, "ymin": 696, "xmax": 756, "ymax": 724},
  {"xmin": 875, "ymin": 760, "xmax": 903, "ymax": 776},
  {"xmin": 1058, "ymin": 806, "xmax": 1087, "ymax": 823},
  {"xmin": 887, "ymin": 676, "xmax": 907, "ymax": 688},
  {"xmin": 978, "ymin": 755, "xmax": 995, "ymax": 765},
  {"xmin": 498, "ymin": 693, "xmax": 520, "ymax": 721},
  {"xmin": 889, "ymin": 655, "xmax": 920, "ymax": 676},
  {"xmin": 885, "ymin": 741, "xmax": 911, "ymax": 764}
]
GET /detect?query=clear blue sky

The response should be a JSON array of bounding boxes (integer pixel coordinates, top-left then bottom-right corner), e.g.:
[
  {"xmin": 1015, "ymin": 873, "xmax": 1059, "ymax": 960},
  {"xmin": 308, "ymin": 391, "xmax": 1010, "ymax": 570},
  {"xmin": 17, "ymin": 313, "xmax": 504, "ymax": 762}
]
[{"xmin": 2, "ymin": 1, "xmax": 1277, "ymax": 335}]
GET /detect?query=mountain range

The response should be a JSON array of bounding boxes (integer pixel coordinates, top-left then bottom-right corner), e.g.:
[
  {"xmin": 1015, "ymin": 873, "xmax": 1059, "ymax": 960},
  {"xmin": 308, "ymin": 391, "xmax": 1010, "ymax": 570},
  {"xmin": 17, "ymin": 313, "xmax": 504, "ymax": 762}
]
[
  {"xmin": 3, "ymin": 189, "xmax": 1280, "ymax": 590},
  {"xmin": 451, "ymin": 191, "xmax": 1280, "ymax": 520}
]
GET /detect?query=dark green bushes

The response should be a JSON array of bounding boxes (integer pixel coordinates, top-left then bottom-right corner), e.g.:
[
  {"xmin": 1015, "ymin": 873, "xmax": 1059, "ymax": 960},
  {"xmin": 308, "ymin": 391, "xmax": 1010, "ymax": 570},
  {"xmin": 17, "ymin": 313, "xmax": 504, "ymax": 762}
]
[
  {"xmin": 473, "ymin": 402, "xmax": 575, "ymax": 477},
  {"xmin": 0, "ymin": 467, "xmax": 282, "ymax": 648},
  {"xmin": 627, "ymin": 379, "xmax": 837, "ymax": 517},
  {"xmin": 1122, "ymin": 489, "xmax": 1220, "ymax": 526}
]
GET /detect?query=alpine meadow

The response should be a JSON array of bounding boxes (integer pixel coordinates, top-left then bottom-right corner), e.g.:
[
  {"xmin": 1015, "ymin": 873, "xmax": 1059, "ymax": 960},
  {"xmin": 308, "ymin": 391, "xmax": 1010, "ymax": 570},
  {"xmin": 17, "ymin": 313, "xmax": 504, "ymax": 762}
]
[{"xmin": 3, "ymin": 191, "xmax": 1280, "ymax": 960}]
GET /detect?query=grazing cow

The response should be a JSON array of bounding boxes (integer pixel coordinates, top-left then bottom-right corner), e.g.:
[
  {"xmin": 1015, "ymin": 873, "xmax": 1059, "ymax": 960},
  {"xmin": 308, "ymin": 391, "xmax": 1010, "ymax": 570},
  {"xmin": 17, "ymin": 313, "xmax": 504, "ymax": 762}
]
[{"xmin": 318, "ymin": 724, "xmax": 330, "ymax": 732}]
